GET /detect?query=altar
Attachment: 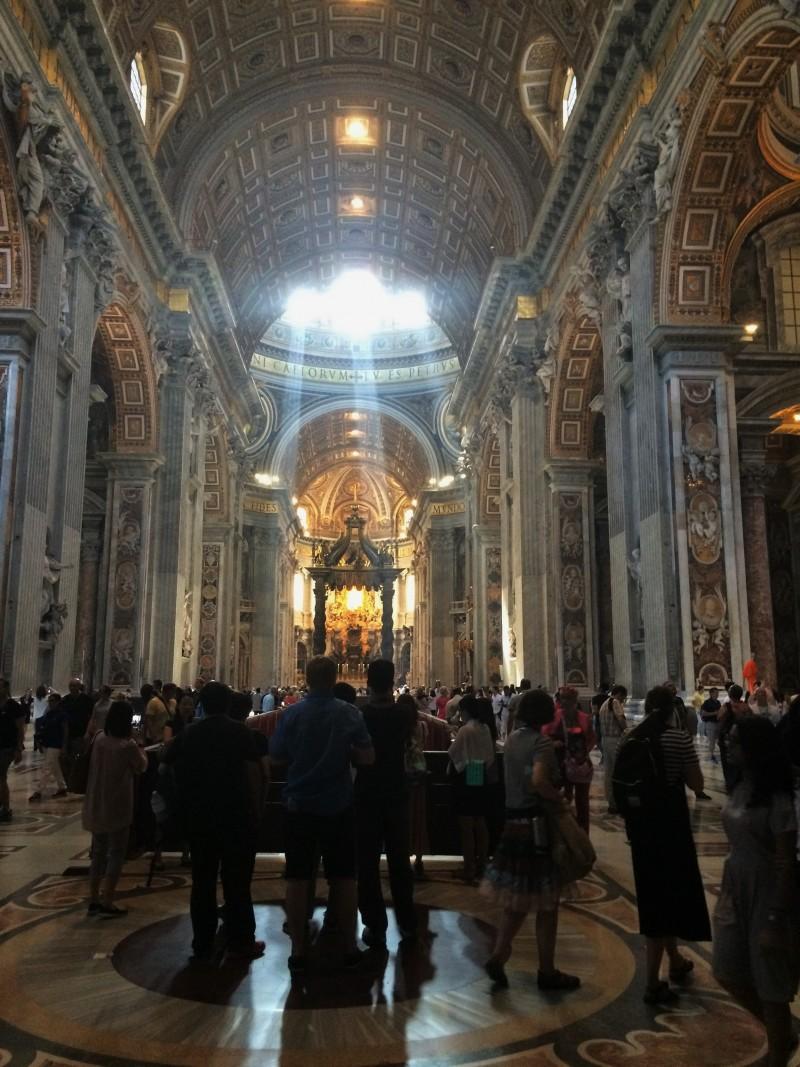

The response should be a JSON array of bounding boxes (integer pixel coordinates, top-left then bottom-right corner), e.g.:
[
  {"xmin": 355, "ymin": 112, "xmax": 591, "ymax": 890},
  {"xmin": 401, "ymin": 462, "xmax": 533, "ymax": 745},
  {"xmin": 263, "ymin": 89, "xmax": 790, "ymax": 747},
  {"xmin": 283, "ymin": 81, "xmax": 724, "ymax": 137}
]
[{"xmin": 308, "ymin": 507, "xmax": 402, "ymax": 663}]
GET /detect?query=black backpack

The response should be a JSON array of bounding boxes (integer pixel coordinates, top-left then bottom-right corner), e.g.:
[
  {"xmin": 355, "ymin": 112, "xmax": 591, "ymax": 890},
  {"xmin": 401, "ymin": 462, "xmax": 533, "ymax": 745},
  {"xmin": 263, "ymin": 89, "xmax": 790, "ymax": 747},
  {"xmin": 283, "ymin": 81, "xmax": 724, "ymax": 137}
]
[{"xmin": 612, "ymin": 722, "xmax": 669, "ymax": 817}]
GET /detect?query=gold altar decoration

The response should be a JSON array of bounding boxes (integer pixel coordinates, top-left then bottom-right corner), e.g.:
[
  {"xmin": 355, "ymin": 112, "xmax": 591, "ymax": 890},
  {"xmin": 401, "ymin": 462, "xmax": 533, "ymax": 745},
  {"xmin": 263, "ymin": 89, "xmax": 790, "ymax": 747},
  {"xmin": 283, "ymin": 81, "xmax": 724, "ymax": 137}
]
[{"xmin": 325, "ymin": 586, "xmax": 382, "ymax": 631}]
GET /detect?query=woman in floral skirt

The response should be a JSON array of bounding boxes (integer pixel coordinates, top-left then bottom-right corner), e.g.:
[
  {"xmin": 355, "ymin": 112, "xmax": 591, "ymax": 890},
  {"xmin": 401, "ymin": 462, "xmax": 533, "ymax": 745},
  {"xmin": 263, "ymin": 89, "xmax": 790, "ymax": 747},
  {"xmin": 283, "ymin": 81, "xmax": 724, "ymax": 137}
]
[{"xmin": 481, "ymin": 688, "xmax": 580, "ymax": 992}]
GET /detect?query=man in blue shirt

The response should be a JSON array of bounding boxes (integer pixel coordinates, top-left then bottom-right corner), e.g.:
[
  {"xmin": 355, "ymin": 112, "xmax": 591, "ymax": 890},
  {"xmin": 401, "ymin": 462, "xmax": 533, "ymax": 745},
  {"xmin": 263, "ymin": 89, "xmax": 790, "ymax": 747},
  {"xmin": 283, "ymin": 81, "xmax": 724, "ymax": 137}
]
[{"xmin": 270, "ymin": 656, "xmax": 374, "ymax": 974}]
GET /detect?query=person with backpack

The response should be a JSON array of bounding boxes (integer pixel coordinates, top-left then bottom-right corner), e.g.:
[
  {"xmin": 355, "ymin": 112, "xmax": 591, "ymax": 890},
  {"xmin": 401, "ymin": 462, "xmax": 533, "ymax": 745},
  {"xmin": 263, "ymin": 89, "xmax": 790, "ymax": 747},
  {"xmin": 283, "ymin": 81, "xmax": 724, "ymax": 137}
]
[{"xmin": 613, "ymin": 685, "xmax": 710, "ymax": 1005}]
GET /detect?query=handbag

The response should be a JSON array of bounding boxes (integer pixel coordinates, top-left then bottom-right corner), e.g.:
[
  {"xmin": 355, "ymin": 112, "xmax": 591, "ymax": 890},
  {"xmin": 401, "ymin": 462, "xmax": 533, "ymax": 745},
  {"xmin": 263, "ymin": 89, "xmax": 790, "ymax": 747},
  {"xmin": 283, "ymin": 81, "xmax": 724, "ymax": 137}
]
[
  {"xmin": 465, "ymin": 759, "xmax": 485, "ymax": 786},
  {"xmin": 562, "ymin": 719, "xmax": 593, "ymax": 784},
  {"xmin": 546, "ymin": 801, "xmax": 596, "ymax": 884},
  {"xmin": 67, "ymin": 735, "xmax": 95, "ymax": 795}
]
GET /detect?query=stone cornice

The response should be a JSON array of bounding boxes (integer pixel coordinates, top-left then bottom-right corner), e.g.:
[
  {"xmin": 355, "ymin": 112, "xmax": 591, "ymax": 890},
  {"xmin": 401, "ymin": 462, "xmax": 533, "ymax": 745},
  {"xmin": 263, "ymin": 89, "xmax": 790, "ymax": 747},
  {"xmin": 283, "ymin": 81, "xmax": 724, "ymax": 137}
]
[
  {"xmin": 97, "ymin": 452, "xmax": 165, "ymax": 480},
  {"xmin": 0, "ymin": 309, "xmax": 46, "ymax": 355},
  {"xmin": 647, "ymin": 323, "xmax": 746, "ymax": 355}
]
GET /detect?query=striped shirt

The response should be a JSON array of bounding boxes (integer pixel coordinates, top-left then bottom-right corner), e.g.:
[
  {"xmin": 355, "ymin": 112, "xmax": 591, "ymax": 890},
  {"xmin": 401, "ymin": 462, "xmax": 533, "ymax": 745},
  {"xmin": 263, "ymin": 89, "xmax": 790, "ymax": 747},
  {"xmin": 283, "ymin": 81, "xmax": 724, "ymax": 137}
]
[
  {"xmin": 659, "ymin": 726, "xmax": 699, "ymax": 786},
  {"xmin": 599, "ymin": 697, "xmax": 627, "ymax": 740}
]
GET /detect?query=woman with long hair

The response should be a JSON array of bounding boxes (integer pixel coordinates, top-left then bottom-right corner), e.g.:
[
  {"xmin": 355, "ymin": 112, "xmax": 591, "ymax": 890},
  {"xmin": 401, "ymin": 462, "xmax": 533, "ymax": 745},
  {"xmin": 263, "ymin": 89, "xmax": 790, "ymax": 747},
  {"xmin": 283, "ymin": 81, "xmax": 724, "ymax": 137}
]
[
  {"xmin": 621, "ymin": 685, "xmax": 710, "ymax": 1004},
  {"xmin": 712, "ymin": 715, "xmax": 800, "ymax": 1067},
  {"xmin": 83, "ymin": 700, "xmax": 147, "ymax": 917},
  {"xmin": 481, "ymin": 689, "xmax": 579, "ymax": 992}
]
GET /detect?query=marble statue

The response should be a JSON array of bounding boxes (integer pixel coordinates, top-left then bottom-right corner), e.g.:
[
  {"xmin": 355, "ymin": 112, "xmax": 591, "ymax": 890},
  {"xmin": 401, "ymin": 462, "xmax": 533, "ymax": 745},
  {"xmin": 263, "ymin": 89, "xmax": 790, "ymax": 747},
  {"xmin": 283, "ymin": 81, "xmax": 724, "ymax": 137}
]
[
  {"xmin": 627, "ymin": 546, "xmax": 644, "ymax": 627},
  {"xmin": 181, "ymin": 590, "xmax": 193, "ymax": 659},
  {"xmin": 535, "ymin": 353, "xmax": 556, "ymax": 399},
  {"xmin": 574, "ymin": 266, "xmax": 602, "ymax": 325},
  {"xmin": 654, "ymin": 106, "xmax": 683, "ymax": 216},
  {"xmin": 40, "ymin": 601, "xmax": 68, "ymax": 641}
]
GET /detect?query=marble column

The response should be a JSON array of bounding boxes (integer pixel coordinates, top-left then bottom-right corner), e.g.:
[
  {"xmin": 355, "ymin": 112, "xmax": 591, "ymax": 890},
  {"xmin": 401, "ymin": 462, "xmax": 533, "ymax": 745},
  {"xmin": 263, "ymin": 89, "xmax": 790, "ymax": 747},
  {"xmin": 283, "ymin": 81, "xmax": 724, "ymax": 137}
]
[
  {"xmin": 0, "ymin": 311, "xmax": 42, "ymax": 680},
  {"xmin": 73, "ymin": 524, "xmax": 103, "ymax": 687},
  {"xmin": 312, "ymin": 576, "xmax": 327, "ymax": 655},
  {"xmin": 98, "ymin": 454, "xmax": 163, "ymax": 687},
  {"xmin": 2, "ymin": 212, "xmax": 68, "ymax": 689},
  {"xmin": 428, "ymin": 527, "xmax": 455, "ymax": 685},
  {"xmin": 652, "ymin": 326, "xmax": 749, "ymax": 691},
  {"xmin": 739, "ymin": 458, "xmax": 777, "ymax": 686},
  {"xmin": 509, "ymin": 382, "xmax": 550, "ymax": 685},
  {"xmin": 147, "ymin": 347, "xmax": 204, "ymax": 682},
  {"xmin": 546, "ymin": 461, "xmax": 599, "ymax": 692},
  {"xmin": 380, "ymin": 577, "xmax": 394, "ymax": 660},
  {"xmin": 250, "ymin": 527, "xmax": 284, "ymax": 686}
]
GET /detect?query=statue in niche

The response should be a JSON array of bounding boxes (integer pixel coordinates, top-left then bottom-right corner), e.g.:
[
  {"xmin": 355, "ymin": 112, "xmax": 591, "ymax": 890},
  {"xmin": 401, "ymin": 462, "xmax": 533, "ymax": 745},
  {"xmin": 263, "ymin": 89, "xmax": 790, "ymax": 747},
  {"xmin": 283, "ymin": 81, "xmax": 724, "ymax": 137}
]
[
  {"xmin": 41, "ymin": 532, "xmax": 68, "ymax": 623},
  {"xmin": 653, "ymin": 105, "xmax": 683, "ymax": 216},
  {"xmin": 58, "ymin": 261, "xmax": 71, "ymax": 347},
  {"xmin": 627, "ymin": 545, "xmax": 644, "ymax": 628},
  {"xmin": 181, "ymin": 589, "xmax": 193, "ymax": 659},
  {"xmin": 607, "ymin": 255, "xmax": 632, "ymax": 360},
  {"xmin": 574, "ymin": 266, "xmax": 602, "ymax": 326},
  {"xmin": 508, "ymin": 626, "xmax": 517, "ymax": 658},
  {"xmin": 86, "ymin": 400, "xmax": 109, "ymax": 458},
  {"xmin": 40, "ymin": 601, "xmax": 68, "ymax": 641},
  {"xmin": 535, "ymin": 353, "xmax": 556, "ymax": 399}
]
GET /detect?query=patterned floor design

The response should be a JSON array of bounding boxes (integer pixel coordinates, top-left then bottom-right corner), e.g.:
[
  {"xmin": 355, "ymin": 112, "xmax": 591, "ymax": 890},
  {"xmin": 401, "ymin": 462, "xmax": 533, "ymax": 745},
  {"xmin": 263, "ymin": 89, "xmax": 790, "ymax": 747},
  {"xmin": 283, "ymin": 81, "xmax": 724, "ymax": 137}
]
[{"xmin": 0, "ymin": 735, "xmax": 795, "ymax": 1067}]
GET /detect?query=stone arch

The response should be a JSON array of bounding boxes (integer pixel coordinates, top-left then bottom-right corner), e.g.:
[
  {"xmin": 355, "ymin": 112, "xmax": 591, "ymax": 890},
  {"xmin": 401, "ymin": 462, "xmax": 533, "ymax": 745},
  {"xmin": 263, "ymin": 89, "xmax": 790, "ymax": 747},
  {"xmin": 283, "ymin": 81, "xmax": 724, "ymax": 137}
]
[
  {"xmin": 662, "ymin": 8, "xmax": 800, "ymax": 322},
  {"xmin": 518, "ymin": 34, "xmax": 567, "ymax": 163},
  {"xmin": 547, "ymin": 310, "xmax": 603, "ymax": 459},
  {"xmin": 93, "ymin": 301, "xmax": 159, "ymax": 452},
  {"xmin": 267, "ymin": 397, "xmax": 444, "ymax": 484}
]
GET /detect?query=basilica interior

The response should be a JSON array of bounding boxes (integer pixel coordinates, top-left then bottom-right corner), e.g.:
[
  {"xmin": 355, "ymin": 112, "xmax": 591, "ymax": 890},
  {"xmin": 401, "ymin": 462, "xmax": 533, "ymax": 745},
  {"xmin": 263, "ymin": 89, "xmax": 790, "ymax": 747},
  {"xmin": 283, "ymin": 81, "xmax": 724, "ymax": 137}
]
[{"xmin": 0, "ymin": 0, "xmax": 799, "ymax": 1064}]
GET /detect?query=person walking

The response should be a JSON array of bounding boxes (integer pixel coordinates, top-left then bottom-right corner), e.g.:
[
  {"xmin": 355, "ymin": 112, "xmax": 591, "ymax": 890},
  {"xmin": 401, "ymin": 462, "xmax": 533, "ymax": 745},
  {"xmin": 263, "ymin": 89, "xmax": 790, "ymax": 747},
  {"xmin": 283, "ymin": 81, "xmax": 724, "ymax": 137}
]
[
  {"xmin": 164, "ymin": 681, "xmax": 266, "ymax": 962},
  {"xmin": 270, "ymin": 656, "xmax": 375, "ymax": 974},
  {"xmin": 482, "ymin": 689, "xmax": 580, "ymax": 992},
  {"xmin": 355, "ymin": 658, "xmax": 418, "ymax": 948},
  {"xmin": 712, "ymin": 716, "xmax": 800, "ymax": 1067},
  {"xmin": 83, "ymin": 700, "xmax": 147, "ymax": 917},
  {"xmin": 617, "ymin": 685, "xmax": 710, "ymax": 1004},
  {"xmin": 29, "ymin": 692, "xmax": 68, "ymax": 800},
  {"xmin": 599, "ymin": 684, "xmax": 627, "ymax": 813},
  {"xmin": 719, "ymin": 684, "xmax": 753, "ymax": 791}
]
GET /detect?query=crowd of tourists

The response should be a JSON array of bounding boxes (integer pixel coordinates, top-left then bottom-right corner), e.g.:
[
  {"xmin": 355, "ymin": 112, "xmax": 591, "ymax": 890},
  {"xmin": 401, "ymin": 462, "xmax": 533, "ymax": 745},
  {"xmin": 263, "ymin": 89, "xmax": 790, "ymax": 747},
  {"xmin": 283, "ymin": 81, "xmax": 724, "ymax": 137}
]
[{"xmin": 1, "ymin": 660, "xmax": 799, "ymax": 1066}]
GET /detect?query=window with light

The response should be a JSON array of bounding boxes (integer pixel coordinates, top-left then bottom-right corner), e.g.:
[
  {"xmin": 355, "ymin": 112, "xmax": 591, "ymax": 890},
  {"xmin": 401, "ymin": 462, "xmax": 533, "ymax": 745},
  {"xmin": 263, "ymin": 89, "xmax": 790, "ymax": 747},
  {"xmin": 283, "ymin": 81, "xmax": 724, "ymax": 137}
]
[
  {"xmin": 562, "ymin": 68, "xmax": 577, "ymax": 127},
  {"xmin": 130, "ymin": 53, "xmax": 147, "ymax": 122}
]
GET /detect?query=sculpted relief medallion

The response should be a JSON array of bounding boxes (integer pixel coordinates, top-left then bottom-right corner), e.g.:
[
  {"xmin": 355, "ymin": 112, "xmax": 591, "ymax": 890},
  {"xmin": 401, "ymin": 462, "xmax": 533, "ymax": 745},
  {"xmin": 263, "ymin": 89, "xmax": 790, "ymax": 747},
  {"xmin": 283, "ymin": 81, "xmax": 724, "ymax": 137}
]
[{"xmin": 688, "ymin": 490, "xmax": 721, "ymax": 564}]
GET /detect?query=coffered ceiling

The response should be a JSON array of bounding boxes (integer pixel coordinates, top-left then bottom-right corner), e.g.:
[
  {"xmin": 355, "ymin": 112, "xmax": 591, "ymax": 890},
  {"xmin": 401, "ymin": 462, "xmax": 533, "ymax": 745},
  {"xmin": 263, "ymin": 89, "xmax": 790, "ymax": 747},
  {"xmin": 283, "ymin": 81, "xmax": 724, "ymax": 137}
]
[
  {"xmin": 101, "ymin": 0, "xmax": 606, "ymax": 355},
  {"xmin": 287, "ymin": 409, "xmax": 432, "ymax": 496}
]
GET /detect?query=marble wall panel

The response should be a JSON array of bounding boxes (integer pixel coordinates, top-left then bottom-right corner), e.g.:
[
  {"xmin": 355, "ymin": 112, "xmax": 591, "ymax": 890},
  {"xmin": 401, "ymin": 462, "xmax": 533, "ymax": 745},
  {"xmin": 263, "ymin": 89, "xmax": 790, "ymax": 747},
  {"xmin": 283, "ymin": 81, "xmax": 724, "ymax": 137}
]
[
  {"xmin": 558, "ymin": 492, "xmax": 588, "ymax": 687},
  {"xmin": 198, "ymin": 541, "xmax": 222, "ymax": 681}
]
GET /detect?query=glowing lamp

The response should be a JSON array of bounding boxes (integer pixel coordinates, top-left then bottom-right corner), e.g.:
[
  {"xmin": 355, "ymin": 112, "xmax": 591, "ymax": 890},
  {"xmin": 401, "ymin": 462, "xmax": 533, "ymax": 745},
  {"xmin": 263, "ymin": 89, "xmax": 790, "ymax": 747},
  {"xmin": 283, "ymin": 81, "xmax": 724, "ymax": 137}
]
[
  {"xmin": 793, "ymin": 412, "xmax": 800, "ymax": 424},
  {"xmin": 346, "ymin": 587, "xmax": 364, "ymax": 610},
  {"xmin": 438, "ymin": 475, "xmax": 455, "ymax": 488},
  {"xmin": 349, "ymin": 195, "xmax": 366, "ymax": 211},
  {"xmin": 743, "ymin": 323, "xmax": 759, "ymax": 336}
]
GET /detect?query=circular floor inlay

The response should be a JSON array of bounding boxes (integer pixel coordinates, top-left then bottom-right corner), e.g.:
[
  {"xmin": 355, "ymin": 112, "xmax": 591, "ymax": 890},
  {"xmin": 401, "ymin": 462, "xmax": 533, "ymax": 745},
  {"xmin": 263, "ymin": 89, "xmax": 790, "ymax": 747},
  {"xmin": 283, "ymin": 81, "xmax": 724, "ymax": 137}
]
[{"xmin": 113, "ymin": 903, "xmax": 495, "ymax": 1009}]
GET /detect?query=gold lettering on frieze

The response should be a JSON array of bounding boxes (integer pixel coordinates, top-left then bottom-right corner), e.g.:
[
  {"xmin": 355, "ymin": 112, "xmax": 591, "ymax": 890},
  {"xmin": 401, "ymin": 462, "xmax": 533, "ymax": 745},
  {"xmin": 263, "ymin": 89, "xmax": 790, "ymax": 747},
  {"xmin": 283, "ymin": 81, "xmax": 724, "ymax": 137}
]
[
  {"xmin": 250, "ymin": 353, "xmax": 460, "ymax": 383},
  {"xmin": 431, "ymin": 502, "xmax": 465, "ymax": 516},
  {"xmin": 244, "ymin": 498, "xmax": 279, "ymax": 514}
]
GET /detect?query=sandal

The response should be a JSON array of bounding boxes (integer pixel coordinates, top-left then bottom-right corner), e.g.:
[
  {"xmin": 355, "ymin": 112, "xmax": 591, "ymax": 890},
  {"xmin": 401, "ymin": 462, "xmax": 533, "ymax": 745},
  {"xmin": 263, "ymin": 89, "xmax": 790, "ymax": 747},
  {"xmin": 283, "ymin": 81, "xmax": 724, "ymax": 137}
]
[
  {"xmin": 484, "ymin": 958, "xmax": 509, "ymax": 988},
  {"xmin": 537, "ymin": 969, "xmax": 581, "ymax": 991},
  {"xmin": 668, "ymin": 957, "xmax": 694, "ymax": 982},
  {"xmin": 643, "ymin": 980, "xmax": 679, "ymax": 1005}
]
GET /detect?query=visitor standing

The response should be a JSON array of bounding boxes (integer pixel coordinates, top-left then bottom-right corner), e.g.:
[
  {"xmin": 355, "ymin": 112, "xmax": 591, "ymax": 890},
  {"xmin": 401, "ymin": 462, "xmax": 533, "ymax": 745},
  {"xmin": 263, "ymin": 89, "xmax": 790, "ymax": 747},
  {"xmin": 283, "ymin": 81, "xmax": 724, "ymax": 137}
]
[
  {"xmin": 143, "ymin": 684, "xmax": 169, "ymax": 744},
  {"xmin": 543, "ymin": 685, "xmax": 596, "ymax": 833},
  {"xmin": 616, "ymin": 685, "xmax": 710, "ymax": 1004},
  {"xmin": 719, "ymin": 684, "xmax": 753, "ymax": 791},
  {"xmin": 712, "ymin": 716, "xmax": 800, "ymax": 1067},
  {"xmin": 31, "ymin": 684, "xmax": 49, "ymax": 747},
  {"xmin": 83, "ymin": 700, "xmax": 148, "ymax": 917},
  {"xmin": 355, "ymin": 658, "xmax": 418, "ymax": 947},
  {"xmin": 29, "ymin": 692, "xmax": 67, "ymax": 800},
  {"xmin": 0, "ymin": 678, "xmax": 25, "ymax": 821},
  {"xmin": 599, "ymin": 684, "xmax": 627, "ymax": 813},
  {"xmin": 164, "ymin": 682, "xmax": 266, "ymax": 962},
  {"xmin": 270, "ymin": 656, "xmax": 374, "ymax": 973},
  {"xmin": 449, "ymin": 694, "xmax": 496, "ymax": 884},
  {"xmin": 701, "ymin": 687, "xmax": 722, "ymax": 762},
  {"xmin": 87, "ymin": 684, "xmax": 113, "ymax": 737},
  {"xmin": 506, "ymin": 678, "xmax": 531, "ymax": 735},
  {"xmin": 61, "ymin": 679, "xmax": 93, "ymax": 779},
  {"xmin": 743, "ymin": 653, "xmax": 760, "ymax": 696}
]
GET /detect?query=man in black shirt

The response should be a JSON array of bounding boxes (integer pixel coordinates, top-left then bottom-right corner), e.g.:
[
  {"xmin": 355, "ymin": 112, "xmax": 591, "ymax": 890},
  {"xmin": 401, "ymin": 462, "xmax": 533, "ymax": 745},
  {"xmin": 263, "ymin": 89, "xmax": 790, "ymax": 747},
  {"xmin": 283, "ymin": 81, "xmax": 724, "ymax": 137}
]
[
  {"xmin": 164, "ymin": 682, "xmax": 266, "ymax": 962},
  {"xmin": 0, "ymin": 678, "xmax": 25, "ymax": 821},
  {"xmin": 60, "ymin": 678, "xmax": 94, "ymax": 780},
  {"xmin": 355, "ymin": 658, "xmax": 417, "ymax": 948},
  {"xmin": 701, "ymin": 687, "xmax": 722, "ymax": 763}
]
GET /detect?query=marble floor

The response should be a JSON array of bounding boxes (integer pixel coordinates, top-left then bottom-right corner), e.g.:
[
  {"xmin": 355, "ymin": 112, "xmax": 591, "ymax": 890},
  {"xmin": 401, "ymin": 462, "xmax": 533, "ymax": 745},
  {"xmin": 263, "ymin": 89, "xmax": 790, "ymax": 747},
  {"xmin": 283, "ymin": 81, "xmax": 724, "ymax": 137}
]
[{"xmin": 0, "ymin": 736, "xmax": 796, "ymax": 1067}]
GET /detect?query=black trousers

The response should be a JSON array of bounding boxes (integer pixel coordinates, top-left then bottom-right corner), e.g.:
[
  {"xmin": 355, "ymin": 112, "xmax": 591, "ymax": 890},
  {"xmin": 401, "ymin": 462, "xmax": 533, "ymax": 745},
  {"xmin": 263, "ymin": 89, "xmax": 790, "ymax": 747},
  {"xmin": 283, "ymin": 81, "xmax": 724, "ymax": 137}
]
[
  {"xmin": 356, "ymin": 794, "xmax": 416, "ymax": 936},
  {"xmin": 188, "ymin": 829, "xmax": 256, "ymax": 954}
]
